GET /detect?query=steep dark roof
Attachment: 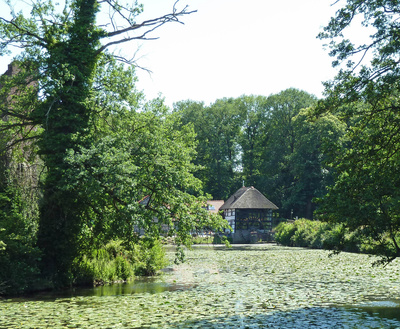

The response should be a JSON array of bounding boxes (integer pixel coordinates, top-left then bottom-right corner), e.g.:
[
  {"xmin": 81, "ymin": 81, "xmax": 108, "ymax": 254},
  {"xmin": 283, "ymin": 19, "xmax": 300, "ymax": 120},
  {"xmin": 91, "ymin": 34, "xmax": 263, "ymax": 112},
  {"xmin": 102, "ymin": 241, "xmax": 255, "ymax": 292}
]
[{"xmin": 220, "ymin": 186, "xmax": 278, "ymax": 210}]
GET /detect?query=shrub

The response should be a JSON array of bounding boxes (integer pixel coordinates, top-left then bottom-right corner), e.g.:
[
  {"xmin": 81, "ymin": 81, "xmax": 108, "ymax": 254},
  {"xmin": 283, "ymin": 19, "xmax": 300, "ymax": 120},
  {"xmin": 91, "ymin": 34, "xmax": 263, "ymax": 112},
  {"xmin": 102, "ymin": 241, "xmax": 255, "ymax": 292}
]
[
  {"xmin": 132, "ymin": 238, "xmax": 168, "ymax": 276},
  {"xmin": 275, "ymin": 218, "xmax": 347, "ymax": 250},
  {"xmin": 320, "ymin": 223, "xmax": 346, "ymax": 251},
  {"xmin": 212, "ymin": 234, "xmax": 232, "ymax": 245},
  {"xmin": 0, "ymin": 237, "xmax": 42, "ymax": 295},
  {"xmin": 74, "ymin": 240, "xmax": 135, "ymax": 285},
  {"xmin": 74, "ymin": 238, "xmax": 169, "ymax": 284},
  {"xmin": 275, "ymin": 218, "xmax": 367, "ymax": 253},
  {"xmin": 274, "ymin": 218, "xmax": 400, "ymax": 259},
  {"xmin": 191, "ymin": 235, "xmax": 214, "ymax": 244},
  {"xmin": 115, "ymin": 255, "xmax": 133, "ymax": 281},
  {"xmin": 274, "ymin": 221, "xmax": 296, "ymax": 246}
]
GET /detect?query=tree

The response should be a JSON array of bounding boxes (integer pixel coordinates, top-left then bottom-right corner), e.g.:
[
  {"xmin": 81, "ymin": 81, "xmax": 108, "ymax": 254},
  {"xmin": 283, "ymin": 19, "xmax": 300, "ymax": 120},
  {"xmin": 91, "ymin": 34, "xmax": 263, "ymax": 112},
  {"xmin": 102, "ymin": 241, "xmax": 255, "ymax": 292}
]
[
  {"xmin": 0, "ymin": 0, "xmax": 213, "ymax": 285},
  {"xmin": 235, "ymin": 95, "xmax": 269, "ymax": 187},
  {"xmin": 174, "ymin": 98, "xmax": 242, "ymax": 200},
  {"xmin": 0, "ymin": 61, "xmax": 42, "ymax": 294},
  {"xmin": 289, "ymin": 108, "xmax": 345, "ymax": 219},
  {"xmin": 256, "ymin": 89, "xmax": 318, "ymax": 218},
  {"xmin": 63, "ymin": 65, "xmax": 228, "ymax": 260},
  {"xmin": 317, "ymin": 0, "xmax": 400, "ymax": 262},
  {"xmin": 173, "ymin": 90, "xmax": 336, "ymax": 220}
]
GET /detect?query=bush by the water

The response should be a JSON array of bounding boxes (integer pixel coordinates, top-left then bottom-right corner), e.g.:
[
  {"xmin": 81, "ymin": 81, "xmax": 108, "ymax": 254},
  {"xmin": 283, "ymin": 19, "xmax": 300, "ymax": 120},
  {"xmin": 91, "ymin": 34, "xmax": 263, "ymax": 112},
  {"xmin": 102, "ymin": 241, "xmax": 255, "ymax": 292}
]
[
  {"xmin": 132, "ymin": 238, "xmax": 168, "ymax": 276},
  {"xmin": 274, "ymin": 218, "xmax": 360, "ymax": 252},
  {"xmin": 74, "ymin": 238, "xmax": 167, "ymax": 285}
]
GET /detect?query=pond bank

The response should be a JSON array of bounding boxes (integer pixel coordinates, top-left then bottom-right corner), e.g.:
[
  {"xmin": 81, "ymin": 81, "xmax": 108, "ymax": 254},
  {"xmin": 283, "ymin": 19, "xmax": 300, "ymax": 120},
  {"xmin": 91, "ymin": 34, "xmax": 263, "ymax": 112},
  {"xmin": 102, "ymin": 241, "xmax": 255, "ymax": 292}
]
[{"xmin": 1, "ymin": 244, "xmax": 400, "ymax": 328}]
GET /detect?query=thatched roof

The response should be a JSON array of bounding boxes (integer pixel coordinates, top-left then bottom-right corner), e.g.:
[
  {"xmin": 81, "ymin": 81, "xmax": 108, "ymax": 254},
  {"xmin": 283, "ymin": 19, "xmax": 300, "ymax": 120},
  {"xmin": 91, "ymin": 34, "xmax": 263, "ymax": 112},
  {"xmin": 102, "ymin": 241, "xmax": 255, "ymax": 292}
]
[{"xmin": 220, "ymin": 186, "xmax": 278, "ymax": 210}]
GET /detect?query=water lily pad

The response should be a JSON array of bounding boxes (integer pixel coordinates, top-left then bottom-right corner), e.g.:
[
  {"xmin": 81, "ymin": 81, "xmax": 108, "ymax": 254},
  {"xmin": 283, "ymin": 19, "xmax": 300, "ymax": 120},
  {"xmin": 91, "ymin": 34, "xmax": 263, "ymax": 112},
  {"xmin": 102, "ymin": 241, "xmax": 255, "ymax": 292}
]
[{"xmin": 2, "ymin": 245, "xmax": 400, "ymax": 328}]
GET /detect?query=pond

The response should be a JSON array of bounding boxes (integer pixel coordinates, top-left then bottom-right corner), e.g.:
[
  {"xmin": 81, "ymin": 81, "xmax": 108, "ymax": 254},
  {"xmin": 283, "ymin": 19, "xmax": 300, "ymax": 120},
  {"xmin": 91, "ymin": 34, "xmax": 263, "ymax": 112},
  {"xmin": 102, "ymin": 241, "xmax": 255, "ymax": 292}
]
[{"xmin": 1, "ymin": 244, "xmax": 400, "ymax": 328}]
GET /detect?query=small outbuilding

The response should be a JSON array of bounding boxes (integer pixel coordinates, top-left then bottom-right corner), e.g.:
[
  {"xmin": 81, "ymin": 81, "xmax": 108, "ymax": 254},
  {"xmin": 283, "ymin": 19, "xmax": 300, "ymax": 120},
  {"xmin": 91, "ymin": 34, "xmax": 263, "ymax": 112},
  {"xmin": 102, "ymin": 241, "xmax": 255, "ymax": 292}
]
[{"xmin": 220, "ymin": 186, "xmax": 278, "ymax": 243}]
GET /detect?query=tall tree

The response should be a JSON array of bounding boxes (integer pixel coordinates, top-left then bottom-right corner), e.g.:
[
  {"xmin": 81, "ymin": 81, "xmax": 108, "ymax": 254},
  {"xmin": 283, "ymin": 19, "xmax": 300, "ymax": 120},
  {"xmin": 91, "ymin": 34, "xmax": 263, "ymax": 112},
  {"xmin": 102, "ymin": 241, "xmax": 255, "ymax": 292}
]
[
  {"xmin": 257, "ymin": 89, "xmax": 317, "ymax": 218},
  {"xmin": 288, "ymin": 108, "xmax": 345, "ymax": 219},
  {"xmin": 0, "ymin": 0, "xmax": 203, "ymax": 285},
  {"xmin": 63, "ymin": 64, "xmax": 227, "ymax": 260},
  {"xmin": 317, "ymin": 0, "xmax": 400, "ymax": 262},
  {"xmin": 0, "ymin": 61, "xmax": 43, "ymax": 294},
  {"xmin": 236, "ymin": 95, "xmax": 269, "ymax": 187},
  {"xmin": 174, "ymin": 98, "xmax": 242, "ymax": 200}
]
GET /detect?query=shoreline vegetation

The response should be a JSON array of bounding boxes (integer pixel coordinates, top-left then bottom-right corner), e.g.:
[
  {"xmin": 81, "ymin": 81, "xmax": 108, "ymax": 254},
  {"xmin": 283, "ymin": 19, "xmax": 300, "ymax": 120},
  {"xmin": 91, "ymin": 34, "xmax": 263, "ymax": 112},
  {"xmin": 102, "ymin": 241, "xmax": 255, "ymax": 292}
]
[
  {"xmin": 274, "ymin": 218, "xmax": 400, "ymax": 263},
  {"xmin": 1, "ymin": 217, "xmax": 394, "ymax": 298},
  {"xmin": 0, "ymin": 238, "xmax": 168, "ymax": 297},
  {"xmin": 0, "ymin": 216, "xmax": 395, "ymax": 298}
]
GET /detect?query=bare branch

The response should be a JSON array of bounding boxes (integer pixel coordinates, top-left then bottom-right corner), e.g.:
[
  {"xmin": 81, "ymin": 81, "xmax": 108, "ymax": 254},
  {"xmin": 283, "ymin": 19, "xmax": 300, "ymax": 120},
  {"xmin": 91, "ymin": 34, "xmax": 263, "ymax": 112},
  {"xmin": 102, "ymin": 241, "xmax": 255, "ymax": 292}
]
[{"xmin": 96, "ymin": 4, "xmax": 196, "ymax": 56}]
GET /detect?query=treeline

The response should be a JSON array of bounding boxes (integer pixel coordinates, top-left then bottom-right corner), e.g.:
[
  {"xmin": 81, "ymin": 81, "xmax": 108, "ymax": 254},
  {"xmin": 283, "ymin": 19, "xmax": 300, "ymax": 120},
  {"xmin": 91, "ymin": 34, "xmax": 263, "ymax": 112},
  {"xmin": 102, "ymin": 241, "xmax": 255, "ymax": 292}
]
[
  {"xmin": 173, "ymin": 82, "xmax": 400, "ymax": 264},
  {"xmin": 173, "ymin": 89, "xmax": 345, "ymax": 220}
]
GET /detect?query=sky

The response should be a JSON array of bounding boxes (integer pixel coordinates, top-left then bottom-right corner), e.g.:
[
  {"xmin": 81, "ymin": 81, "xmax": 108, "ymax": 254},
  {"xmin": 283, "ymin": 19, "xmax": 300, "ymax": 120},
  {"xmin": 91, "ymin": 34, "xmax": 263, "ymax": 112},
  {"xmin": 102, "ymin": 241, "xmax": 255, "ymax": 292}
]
[
  {"xmin": 0, "ymin": 0, "xmax": 344, "ymax": 107},
  {"xmin": 130, "ymin": 0, "xmax": 341, "ymax": 106}
]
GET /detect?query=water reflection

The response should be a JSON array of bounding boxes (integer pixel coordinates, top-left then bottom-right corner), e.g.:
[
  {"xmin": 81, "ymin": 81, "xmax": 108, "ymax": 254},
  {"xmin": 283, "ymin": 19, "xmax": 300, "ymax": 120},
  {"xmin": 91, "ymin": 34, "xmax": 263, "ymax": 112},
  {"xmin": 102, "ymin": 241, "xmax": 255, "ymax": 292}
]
[
  {"xmin": 346, "ymin": 299, "xmax": 400, "ymax": 321},
  {"xmin": 90, "ymin": 279, "xmax": 195, "ymax": 297},
  {"xmin": 18, "ymin": 278, "xmax": 195, "ymax": 301}
]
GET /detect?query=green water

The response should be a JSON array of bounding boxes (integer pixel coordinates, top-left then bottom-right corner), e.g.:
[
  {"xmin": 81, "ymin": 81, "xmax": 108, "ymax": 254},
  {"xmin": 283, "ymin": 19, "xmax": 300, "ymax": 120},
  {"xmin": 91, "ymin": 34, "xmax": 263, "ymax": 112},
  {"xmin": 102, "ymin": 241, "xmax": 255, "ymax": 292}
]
[
  {"xmin": 1, "ymin": 245, "xmax": 400, "ymax": 328},
  {"xmin": 11, "ymin": 278, "xmax": 195, "ymax": 302}
]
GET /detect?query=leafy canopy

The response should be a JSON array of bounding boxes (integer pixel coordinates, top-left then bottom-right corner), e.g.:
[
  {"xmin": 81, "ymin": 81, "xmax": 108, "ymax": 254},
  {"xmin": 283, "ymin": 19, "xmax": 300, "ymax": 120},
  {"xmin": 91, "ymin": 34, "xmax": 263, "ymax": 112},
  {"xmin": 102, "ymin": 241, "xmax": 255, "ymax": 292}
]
[
  {"xmin": 317, "ymin": 0, "xmax": 400, "ymax": 263},
  {"xmin": 0, "ymin": 0, "xmax": 226, "ymax": 286}
]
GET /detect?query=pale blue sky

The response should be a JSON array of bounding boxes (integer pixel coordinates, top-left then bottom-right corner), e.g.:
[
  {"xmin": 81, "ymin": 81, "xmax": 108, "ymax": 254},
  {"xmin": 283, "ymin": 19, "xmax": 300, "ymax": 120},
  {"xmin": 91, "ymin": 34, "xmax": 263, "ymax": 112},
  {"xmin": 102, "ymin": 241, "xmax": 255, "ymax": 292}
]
[
  {"xmin": 132, "ymin": 0, "xmax": 341, "ymax": 106},
  {"xmin": 0, "ymin": 0, "xmax": 349, "ymax": 106}
]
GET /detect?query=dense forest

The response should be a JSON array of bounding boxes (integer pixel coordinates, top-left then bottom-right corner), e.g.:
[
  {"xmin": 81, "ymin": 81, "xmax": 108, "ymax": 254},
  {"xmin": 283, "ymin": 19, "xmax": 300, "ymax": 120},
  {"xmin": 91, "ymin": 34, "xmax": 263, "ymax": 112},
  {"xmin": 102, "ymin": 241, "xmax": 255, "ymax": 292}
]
[
  {"xmin": 173, "ymin": 89, "xmax": 344, "ymax": 220},
  {"xmin": 0, "ymin": 0, "xmax": 400, "ymax": 295}
]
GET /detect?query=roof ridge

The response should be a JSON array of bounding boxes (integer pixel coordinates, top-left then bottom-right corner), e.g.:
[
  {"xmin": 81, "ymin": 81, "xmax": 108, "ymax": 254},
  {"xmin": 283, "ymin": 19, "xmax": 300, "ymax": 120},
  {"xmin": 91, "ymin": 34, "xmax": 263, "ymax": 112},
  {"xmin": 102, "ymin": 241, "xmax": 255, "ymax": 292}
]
[{"xmin": 234, "ymin": 186, "xmax": 249, "ymax": 205}]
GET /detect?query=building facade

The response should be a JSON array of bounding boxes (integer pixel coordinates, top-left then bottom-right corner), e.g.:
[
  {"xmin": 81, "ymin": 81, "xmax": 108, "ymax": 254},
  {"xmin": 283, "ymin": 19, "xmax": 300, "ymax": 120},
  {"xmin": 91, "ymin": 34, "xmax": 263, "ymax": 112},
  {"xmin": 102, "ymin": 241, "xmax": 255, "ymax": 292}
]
[{"xmin": 220, "ymin": 186, "xmax": 278, "ymax": 243}]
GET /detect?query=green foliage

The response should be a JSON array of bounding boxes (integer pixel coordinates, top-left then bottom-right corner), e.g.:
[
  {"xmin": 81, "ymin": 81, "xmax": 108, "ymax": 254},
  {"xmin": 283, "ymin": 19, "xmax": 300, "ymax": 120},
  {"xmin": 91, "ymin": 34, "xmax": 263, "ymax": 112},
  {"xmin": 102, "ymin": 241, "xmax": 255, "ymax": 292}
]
[
  {"xmin": 287, "ymin": 109, "xmax": 346, "ymax": 219},
  {"xmin": 0, "ymin": 179, "xmax": 41, "ymax": 295},
  {"xmin": 0, "ymin": 0, "xmax": 198, "ymax": 287},
  {"xmin": 274, "ymin": 222, "xmax": 297, "ymax": 247},
  {"xmin": 317, "ymin": 0, "xmax": 400, "ymax": 263},
  {"xmin": 173, "ymin": 89, "xmax": 341, "ymax": 220},
  {"xmin": 173, "ymin": 98, "xmax": 243, "ymax": 200},
  {"xmin": 257, "ymin": 89, "xmax": 319, "ymax": 219},
  {"xmin": 191, "ymin": 235, "xmax": 214, "ymax": 244},
  {"xmin": 61, "ymin": 77, "xmax": 229, "ymax": 254},
  {"xmin": 132, "ymin": 239, "xmax": 168, "ymax": 276},
  {"xmin": 212, "ymin": 234, "xmax": 232, "ymax": 246},
  {"xmin": 274, "ymin": 218, "xmax": 389, "ymax": 256},
  {"xmin": 275, "ymin": 219, "xmax": 354, "ymax": 251},
  {"xmin": 75, "ymin": 239, "xmax": 169, "ymax": 284},
  {"xmin": 74, "ymin": 240, "xmax": 135, "ymax": 284}
]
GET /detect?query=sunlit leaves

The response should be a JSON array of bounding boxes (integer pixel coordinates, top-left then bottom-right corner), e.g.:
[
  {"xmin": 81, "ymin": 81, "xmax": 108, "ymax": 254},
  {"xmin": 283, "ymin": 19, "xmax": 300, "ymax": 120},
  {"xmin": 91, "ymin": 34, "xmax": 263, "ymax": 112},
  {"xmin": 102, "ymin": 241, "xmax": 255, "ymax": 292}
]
[{"xmin": 317, "ymin": 0, "xmax": 400, "ymax": 261}]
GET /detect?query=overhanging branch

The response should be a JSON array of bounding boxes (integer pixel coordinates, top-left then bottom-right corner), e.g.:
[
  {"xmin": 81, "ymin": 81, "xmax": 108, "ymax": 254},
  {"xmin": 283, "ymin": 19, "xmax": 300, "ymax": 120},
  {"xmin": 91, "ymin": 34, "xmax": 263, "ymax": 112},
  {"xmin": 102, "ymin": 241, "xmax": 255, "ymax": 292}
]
[{"xmin": 96, "ymin": 4, "xmax": 196, "ymax": 56}]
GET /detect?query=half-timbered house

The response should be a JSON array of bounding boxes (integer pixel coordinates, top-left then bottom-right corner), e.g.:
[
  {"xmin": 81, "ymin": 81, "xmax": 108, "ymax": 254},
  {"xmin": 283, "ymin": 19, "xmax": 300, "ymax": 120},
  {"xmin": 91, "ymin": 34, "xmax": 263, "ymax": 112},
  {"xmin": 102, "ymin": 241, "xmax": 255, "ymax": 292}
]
[{"xmin": 220, "ymin": 186, "xmax": 278, "ymax": 243}]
